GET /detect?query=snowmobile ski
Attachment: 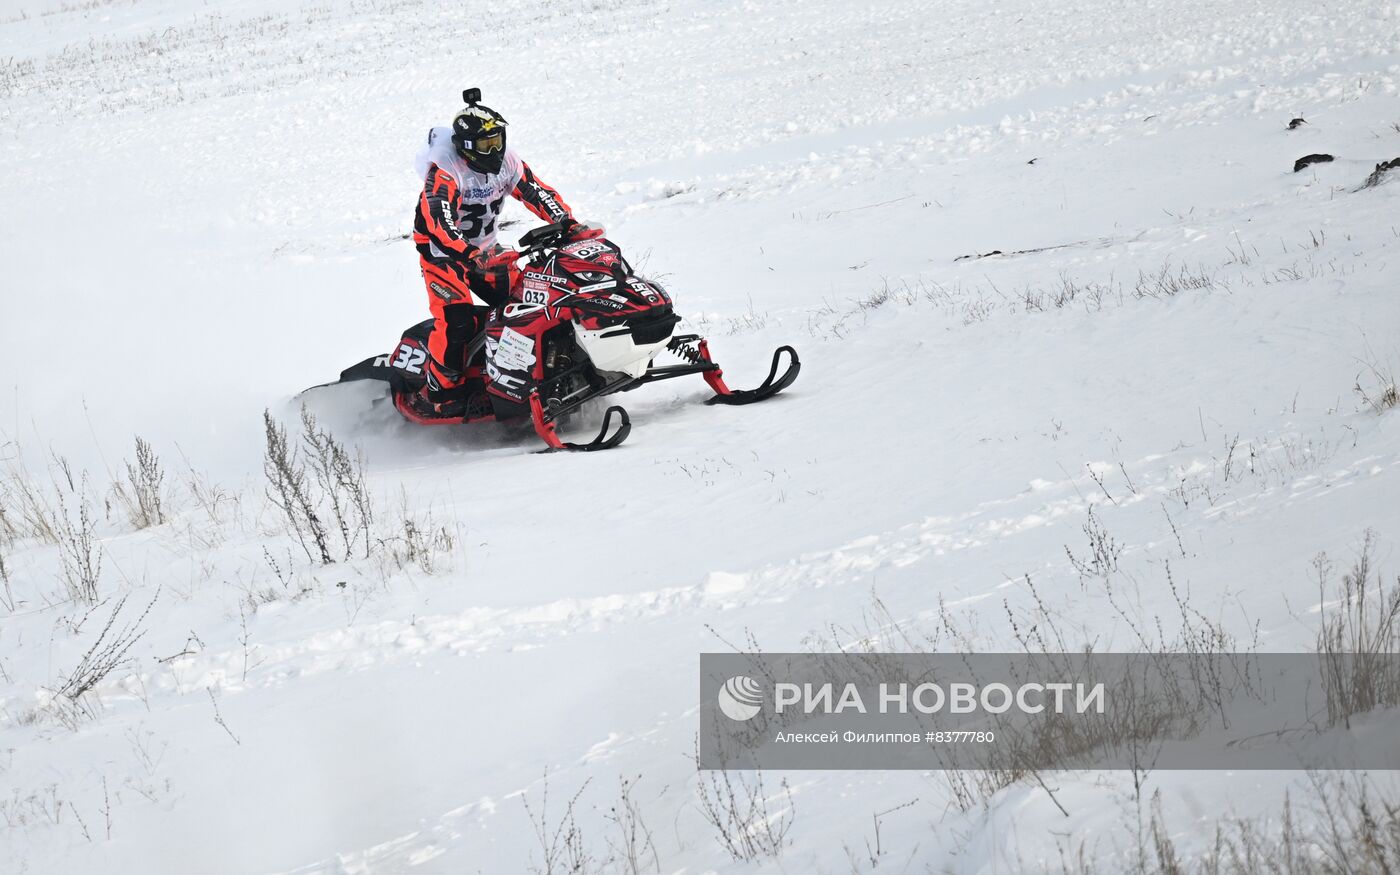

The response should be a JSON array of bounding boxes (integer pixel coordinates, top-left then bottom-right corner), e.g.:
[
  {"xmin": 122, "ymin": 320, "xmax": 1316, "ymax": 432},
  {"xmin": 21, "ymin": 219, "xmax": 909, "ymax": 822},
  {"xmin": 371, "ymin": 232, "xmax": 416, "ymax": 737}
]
[{"xmin": 530, "ymin": 394, "xmax": 631, "ymax": 452}]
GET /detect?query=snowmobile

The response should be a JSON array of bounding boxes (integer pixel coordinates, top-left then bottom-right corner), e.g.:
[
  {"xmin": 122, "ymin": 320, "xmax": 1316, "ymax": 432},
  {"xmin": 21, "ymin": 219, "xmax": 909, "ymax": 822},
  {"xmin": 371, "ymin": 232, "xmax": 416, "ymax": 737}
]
[{"xmin": 328, "ymin": 221, "xmax": 800, "ymax": 451}]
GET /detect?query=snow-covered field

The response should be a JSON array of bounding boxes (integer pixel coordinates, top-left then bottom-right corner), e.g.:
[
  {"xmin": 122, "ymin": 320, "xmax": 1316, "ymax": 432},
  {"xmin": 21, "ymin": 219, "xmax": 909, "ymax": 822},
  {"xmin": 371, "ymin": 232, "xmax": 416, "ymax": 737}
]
[{"xmin": 3, "ymin": 0, "xmax": 1400, "ymax": 871}]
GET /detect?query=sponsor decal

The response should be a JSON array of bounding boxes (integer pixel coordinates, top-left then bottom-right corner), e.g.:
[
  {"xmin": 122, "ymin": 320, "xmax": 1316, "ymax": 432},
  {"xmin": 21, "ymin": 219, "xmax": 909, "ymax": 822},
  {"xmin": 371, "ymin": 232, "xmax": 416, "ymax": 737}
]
[
  {"xmin": 530, "ymin": 185, "xmax": 564, "ymax": 218},
  {"xmin": 494, "ymin": 327, "xmax": 537, "ymax": 372},
  {"xmin": 438, "ymin": 200, "xmax": 460, "ymax": 233},
  {"xmin": 457, "ymin": 107, "xmax": 496, "ymax": 128},
  {"xmin": 485, "ymin": 362, "xmax": 526, "ymax": 397},
  {"xmin": 429, "ymin": 281, "xmax": 460, "ymax": 302}
]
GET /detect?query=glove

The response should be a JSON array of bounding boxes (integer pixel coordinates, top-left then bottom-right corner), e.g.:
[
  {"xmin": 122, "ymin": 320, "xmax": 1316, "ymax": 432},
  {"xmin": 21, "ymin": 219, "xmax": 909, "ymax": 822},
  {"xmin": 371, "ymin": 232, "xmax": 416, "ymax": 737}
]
[
  {"xmin": 485, "ymin": 249, "xmax": 521, "ymax": 269},
  {"xmin": 561, "ymin": 217, "xmax": 605, "ymax": 241},
  {"xmin": 470, "ymin": 251, "xmax": 520, "ymax": 303}
]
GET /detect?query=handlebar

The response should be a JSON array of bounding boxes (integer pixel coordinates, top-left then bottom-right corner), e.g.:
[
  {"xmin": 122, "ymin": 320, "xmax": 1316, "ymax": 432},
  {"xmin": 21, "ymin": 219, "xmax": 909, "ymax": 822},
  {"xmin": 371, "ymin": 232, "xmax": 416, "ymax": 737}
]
[
  {"xmin": 488, "ymin": 221, "xmax": 606, "ymax": 270},
  {"xmin": 516, "ymin": 220, "xmax": 574, "ymax": 252}
]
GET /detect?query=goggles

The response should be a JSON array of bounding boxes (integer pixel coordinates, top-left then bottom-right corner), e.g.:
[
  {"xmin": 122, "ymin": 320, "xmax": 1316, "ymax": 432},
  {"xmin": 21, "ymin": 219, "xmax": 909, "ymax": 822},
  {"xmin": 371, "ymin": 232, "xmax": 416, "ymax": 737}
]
[{"xmin": 472, "ymin": 132, "xmax": 504, "ymax": 154}]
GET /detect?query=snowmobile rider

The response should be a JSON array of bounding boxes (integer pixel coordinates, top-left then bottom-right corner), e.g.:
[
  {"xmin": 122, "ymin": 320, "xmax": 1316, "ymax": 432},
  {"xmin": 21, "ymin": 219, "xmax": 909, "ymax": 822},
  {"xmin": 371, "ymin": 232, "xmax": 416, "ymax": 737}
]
[{"xmin": 411, "ymin": 88, "xmax": 590, "ymax": 415}]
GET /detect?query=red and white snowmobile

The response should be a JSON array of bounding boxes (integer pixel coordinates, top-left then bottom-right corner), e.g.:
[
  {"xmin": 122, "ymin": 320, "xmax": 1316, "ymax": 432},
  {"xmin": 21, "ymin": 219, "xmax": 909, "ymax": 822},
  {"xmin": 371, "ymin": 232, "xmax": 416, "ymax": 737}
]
[{"xmin": 328, "ymin": 222, "xmax": 800, "ymax": 451}]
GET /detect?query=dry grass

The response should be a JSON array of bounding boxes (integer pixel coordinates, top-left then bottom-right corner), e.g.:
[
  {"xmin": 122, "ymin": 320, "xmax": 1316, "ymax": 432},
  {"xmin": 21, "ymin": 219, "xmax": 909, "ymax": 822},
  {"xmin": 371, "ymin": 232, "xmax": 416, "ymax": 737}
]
[
  {"xmin": 803, "ymin": 260, "xmax": 1224, "ymax": 340},
  {"xmin": 380, "ymin": 513, "xmax": 455, "ymax": 575},
  {"xmin": 0, "ymin": 541, "xmax": 12, "ymax": 612},
  {"xmin": 300, "ymin": 408, "xmax": 375, "ymax": 562},
  {"xmin": 263, "ymin": 408, "xmax": 333, "ymax": 565},
  {"xmin": 1058, "ymin": 774, "xmax": 1400, "ymax": 874},
  {"xmin": 55, "ymin": 488, "xmax": 103, "ymax": 604},
  {"xmin": 518, "ymin": 771, "xmax": 667, "ymax": 874},
  {"xmin": 264, "ymin": 408, "xmax": 456, "ymax": 578},
  {"xmin": 1355, "ymin": 363, "xmax": 1399, "ymax": 414},
  {"xmin": 696, "ymin": 764, "xmax": 794, "ymax": 863},
  {"xmin": 523, "ymin": 770, "xmax": 595, "ymax": 875},
  {"xmin": 1352, "ymin": 336, "xmax": 1398, "ymax": 414},
  {"xmin": 604, "ymin": 775, "xmax": 661, "ymax": 875},
  {"xmin": 111, "ymin": 435, "xmax": 166, "ymax": 530},
  {"xmin": 54, "ymin": 590, "xmax": 157, "ymax": 703},
  {"xmin": 1315, "ymin": 532, "xmax": 1400, "ymax": 728}
]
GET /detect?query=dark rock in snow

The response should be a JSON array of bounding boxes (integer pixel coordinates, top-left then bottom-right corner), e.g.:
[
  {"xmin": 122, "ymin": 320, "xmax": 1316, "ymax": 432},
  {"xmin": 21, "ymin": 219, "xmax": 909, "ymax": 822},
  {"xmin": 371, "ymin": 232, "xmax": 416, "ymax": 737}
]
[
  {"xmin": 1293, "ymin": 153, "xmax": 1334, "ymax": 172},
  {"xmin": 1358, "ymin": 158, "xmax": 1400, "ymax": 190}
]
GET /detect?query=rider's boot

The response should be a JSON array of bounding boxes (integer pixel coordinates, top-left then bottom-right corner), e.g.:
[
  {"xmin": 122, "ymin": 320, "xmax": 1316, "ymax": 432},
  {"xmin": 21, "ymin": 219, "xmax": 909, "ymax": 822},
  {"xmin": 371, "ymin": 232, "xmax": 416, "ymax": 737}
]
[{"xmin": 419, "ymin": 357, "xmax": 471, "ymax": 417}]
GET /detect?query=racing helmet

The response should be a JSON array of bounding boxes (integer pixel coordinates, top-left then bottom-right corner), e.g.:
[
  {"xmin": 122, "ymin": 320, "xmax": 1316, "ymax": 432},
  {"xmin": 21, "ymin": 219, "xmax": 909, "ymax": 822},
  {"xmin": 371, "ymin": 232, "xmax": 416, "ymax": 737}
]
[{"xmin": 451, "ymin": 88, "xmax": 509, "ymax": 175}]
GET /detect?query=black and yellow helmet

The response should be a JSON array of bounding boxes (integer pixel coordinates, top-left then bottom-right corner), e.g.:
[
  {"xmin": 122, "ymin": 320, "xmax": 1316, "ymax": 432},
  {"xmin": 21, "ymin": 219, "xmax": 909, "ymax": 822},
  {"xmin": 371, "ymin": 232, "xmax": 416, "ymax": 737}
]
[{"xmin": 451, "ymin": 88, "xmax": 509, "ymax": 175}]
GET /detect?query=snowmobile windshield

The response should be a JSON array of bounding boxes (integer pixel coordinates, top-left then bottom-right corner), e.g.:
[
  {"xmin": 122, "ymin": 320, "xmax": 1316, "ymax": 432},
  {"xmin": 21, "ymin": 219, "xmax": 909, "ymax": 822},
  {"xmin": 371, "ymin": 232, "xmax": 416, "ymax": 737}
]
[{"xmin": 473, "ymin": 132, "xmax": 504, "ymax": 154}]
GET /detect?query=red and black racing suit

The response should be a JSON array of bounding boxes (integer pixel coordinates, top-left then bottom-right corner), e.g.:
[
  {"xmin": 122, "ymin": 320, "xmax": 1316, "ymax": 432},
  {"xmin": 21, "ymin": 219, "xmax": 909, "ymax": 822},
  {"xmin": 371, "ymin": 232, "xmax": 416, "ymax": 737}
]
[{"xmin": 412, "ymin": 160, "xmax": 573, "ymax": 398}]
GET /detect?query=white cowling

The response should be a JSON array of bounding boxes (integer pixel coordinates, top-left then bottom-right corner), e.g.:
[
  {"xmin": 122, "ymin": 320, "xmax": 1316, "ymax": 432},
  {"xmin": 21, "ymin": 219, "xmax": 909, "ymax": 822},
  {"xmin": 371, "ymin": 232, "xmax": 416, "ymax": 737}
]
[{"xmin": 572, "ymin": 320, "xmax": 674, "ymax": 378}]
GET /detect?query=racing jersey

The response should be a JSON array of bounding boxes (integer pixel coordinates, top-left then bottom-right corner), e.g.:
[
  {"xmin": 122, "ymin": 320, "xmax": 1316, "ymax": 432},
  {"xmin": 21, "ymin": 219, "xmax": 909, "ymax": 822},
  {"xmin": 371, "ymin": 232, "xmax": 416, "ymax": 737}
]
[{"xmin": 412, "ymin": 126, "xmax": 573, "ymax": 262}]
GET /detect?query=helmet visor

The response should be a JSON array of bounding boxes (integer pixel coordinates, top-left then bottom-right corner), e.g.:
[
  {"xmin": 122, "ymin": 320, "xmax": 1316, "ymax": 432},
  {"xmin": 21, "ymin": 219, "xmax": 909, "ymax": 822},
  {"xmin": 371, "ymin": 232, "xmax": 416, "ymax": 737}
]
[{"xmin": 472, "ymin": 132, "xmax": 505, "ymax": 154}]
